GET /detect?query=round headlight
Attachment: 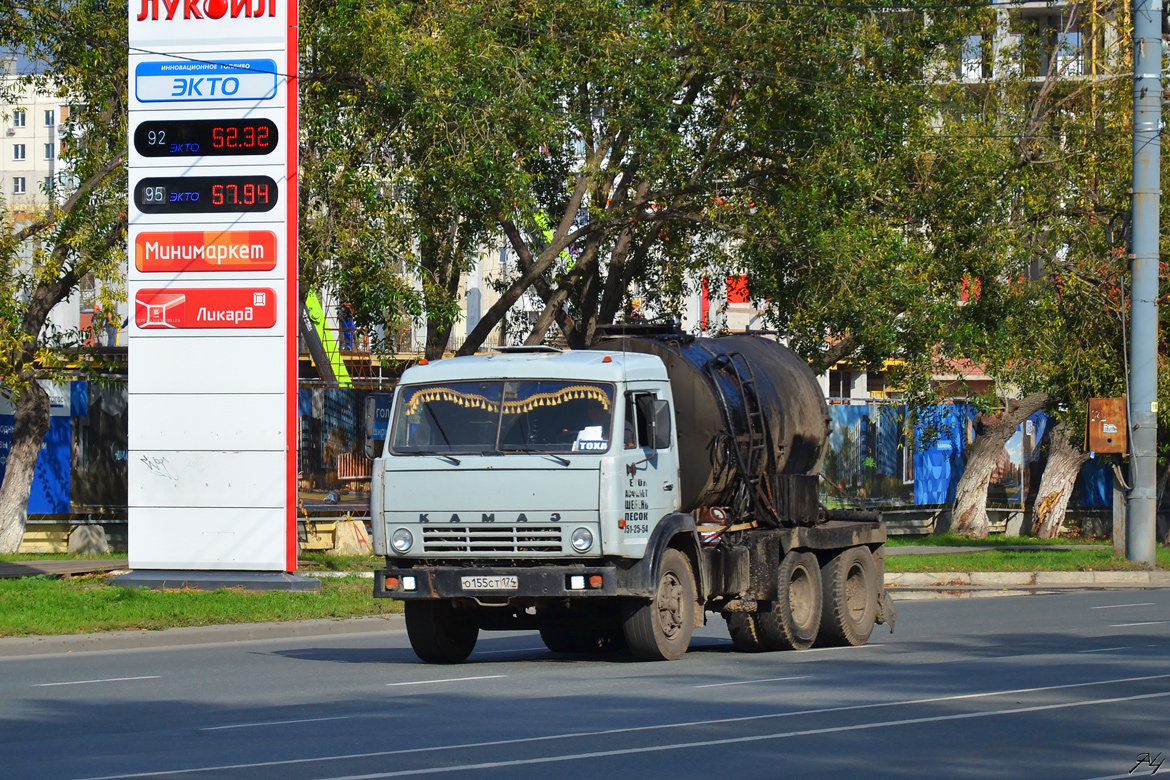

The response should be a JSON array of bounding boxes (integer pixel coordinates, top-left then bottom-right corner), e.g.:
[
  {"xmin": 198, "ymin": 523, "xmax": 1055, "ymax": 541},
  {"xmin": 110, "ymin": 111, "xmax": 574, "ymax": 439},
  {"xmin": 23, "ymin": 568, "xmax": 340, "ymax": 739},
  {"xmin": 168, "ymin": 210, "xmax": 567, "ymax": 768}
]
[
  {"xmin": 391, "ymin": 528, "xmax": 414, "ymax": 553},
  {"xmin": 570, "ymin": 527, "xmax": 594, "ymax": 553}
]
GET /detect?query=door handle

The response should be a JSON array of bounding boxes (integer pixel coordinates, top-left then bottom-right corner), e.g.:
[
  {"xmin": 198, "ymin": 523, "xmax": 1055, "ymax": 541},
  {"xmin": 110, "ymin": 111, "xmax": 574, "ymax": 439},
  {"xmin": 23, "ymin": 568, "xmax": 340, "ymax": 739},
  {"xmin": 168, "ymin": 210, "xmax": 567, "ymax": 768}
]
[{"xmin": 663, "ymin": 483, "xmax": 674, "ymax": 491}]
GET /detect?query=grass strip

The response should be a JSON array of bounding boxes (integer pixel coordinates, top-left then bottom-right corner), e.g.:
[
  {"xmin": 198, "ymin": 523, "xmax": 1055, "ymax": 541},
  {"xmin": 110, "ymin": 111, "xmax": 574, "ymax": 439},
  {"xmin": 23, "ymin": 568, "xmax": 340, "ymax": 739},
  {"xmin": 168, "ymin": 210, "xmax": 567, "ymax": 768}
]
[
  {"xmin": 885, "ymin": 545, "xmax": 1170, "ymax": 573},
  {"xmin": 0, "ymin": 575, "xmax": 401, "ymax": 638},
  {"xmin": 885, "ymin": 532, "xmax": 1107, "ymax": 548}
]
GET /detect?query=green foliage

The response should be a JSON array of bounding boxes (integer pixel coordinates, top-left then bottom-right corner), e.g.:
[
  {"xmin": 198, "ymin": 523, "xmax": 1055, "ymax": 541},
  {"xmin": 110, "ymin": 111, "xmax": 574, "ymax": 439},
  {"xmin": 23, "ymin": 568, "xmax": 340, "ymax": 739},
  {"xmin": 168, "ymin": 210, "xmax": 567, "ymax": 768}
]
[{"xmin": 0, "ymin": 0, "xmax": 128, "ymax": 392}]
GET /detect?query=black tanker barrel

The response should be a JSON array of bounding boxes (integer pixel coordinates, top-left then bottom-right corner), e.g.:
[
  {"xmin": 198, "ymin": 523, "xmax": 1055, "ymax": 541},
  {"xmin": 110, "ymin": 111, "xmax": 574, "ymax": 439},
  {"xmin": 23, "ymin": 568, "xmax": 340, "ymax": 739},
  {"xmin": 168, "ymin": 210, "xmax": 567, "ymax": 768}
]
[{"xmin": 597, "ymin": 331, "xmax": 830, "ymax": 512}]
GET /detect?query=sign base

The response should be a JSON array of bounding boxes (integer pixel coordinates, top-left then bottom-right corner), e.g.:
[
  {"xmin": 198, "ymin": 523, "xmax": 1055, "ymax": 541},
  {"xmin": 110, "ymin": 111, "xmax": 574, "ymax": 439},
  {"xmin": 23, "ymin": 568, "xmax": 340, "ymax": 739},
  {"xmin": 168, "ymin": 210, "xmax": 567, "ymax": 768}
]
[{"xmin": 113, "ymin": 570, "xmax": 320, "ymax": 592}]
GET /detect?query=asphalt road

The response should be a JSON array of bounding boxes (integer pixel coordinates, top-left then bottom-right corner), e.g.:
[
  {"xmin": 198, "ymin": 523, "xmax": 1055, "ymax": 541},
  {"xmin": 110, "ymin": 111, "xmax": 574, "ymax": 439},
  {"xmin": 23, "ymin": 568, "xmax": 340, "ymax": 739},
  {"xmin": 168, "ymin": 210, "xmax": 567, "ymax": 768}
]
[{"xmin": 2, "ymin": 591, "xmax": 1168, "ymax": 780}]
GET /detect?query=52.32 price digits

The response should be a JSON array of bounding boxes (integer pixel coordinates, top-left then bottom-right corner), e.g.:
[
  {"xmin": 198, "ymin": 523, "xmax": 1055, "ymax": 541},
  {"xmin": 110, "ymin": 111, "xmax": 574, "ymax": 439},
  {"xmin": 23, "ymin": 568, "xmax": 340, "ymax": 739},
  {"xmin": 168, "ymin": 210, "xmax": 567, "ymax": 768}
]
[{"xmin": 212, "ymin": 124, "xmax": 270, "ymax": 150}]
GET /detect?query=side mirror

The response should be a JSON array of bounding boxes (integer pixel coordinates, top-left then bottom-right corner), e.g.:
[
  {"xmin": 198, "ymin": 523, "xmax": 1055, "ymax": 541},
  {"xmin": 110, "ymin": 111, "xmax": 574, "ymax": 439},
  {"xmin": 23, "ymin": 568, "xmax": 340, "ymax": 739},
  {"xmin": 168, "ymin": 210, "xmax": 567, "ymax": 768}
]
[
  {"xmin": 652, "ymin": 399, "xmax": 671, "ymax": 449},
  {"xmin": 363, "ymin": 393, "xmax": 394, "ymax": 458}
]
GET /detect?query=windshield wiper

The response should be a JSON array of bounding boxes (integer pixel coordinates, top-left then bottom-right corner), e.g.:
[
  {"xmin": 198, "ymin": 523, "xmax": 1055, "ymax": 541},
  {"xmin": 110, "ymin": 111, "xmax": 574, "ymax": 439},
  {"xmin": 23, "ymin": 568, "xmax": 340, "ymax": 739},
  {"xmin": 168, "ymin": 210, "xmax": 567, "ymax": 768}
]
[
  {"xmin": 501, "ymin": 447, "xmax": 570, "ymax": 466},
  {"xmin": 404, "ymin": 450, "xmax": 461, "ymax": 465}
]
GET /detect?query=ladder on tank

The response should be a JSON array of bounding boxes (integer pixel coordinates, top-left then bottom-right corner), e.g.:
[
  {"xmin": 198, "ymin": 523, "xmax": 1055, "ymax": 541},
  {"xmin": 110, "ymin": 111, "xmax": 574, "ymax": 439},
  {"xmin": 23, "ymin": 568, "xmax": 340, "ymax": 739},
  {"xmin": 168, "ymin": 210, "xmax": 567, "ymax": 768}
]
[{"xmin": 706, "ymin": 352, "xmax": 779, "ymax": 527}]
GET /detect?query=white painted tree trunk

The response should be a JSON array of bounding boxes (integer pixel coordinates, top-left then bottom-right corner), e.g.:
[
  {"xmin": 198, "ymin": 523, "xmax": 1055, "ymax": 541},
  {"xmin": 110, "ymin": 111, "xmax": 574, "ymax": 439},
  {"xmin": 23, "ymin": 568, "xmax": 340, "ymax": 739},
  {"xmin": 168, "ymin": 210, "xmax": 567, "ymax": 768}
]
[
  {"xmin": 1032, "ymin": 424, "xmax": 1090, "ymax": 539},
  {"xmin": 0, "ymin": 382, "xmax": 52, "ymax": 553},
  {"xmin": 951, "ymin": 392, "xmax": 1048, "ymax": 539}
]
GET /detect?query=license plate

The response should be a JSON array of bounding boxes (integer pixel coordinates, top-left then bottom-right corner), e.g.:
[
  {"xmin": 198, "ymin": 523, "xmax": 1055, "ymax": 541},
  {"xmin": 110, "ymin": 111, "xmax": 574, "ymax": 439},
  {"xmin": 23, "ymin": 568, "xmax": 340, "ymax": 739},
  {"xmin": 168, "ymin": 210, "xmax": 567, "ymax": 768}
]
[{"xmin": 461, "ymin": 575, "xmax": 518, "ymax": 591}]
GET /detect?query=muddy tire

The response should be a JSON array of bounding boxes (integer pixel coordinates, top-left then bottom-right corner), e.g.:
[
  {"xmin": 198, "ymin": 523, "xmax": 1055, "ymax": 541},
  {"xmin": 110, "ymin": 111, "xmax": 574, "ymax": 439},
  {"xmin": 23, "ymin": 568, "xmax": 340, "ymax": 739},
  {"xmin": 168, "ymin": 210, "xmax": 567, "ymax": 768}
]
[
  {"xmin": 817, "ymin": 546, "xmax": 878, "ymax": 647},
  {"xmin": 757, "ymin": 550, "xmax": 822, "ymax": 651},
  {"xmin": 404, "ymin": 600, "xmax": 479, "ymax": 663},
  {"xmin": 623, "ymin": 548, "xmax": 695, "ymax": 661},
  {"xmin": 725, "ymin": 612, "xmax": 767, "ymax": 652}
]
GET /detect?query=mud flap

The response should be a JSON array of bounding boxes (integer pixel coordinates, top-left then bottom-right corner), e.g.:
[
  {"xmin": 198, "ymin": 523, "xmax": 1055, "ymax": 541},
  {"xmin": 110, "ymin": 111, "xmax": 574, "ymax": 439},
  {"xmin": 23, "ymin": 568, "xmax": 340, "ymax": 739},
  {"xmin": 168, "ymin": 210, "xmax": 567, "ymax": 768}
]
[{"xmin": 875, "ymin": 589, "xmax": 897, "ymax": 634}]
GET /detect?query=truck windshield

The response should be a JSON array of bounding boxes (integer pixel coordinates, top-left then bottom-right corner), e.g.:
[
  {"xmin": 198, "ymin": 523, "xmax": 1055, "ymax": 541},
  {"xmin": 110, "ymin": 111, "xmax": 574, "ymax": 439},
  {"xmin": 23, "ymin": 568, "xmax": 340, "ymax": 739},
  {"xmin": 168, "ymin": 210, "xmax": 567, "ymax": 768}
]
[{"xmin": 389, "ymin": 380, "xmax": 615, "ymax": 455}]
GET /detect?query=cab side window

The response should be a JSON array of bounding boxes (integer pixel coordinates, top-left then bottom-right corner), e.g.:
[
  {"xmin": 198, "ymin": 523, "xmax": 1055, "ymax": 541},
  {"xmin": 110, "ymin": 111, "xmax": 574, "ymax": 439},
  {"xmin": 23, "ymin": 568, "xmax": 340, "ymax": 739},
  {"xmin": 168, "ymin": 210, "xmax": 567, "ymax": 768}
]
[{"xmin": 624, "ymin": 393, "xmax": 656, "ymax": 449}]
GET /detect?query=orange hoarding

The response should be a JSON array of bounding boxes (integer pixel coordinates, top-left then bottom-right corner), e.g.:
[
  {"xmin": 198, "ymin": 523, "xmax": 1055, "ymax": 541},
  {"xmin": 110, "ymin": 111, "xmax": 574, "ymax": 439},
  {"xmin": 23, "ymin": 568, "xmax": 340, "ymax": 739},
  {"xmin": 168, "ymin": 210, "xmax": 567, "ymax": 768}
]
[{"xmin": 135, "ymin": 230, "xmax": 277, "ymax": 272}]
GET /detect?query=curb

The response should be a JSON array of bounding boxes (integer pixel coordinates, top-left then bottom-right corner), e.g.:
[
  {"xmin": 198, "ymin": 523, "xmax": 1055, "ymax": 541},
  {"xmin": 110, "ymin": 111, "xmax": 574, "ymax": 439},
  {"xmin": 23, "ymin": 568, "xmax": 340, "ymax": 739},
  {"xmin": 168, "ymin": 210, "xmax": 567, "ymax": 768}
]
[
  {"xmin": 886, "ymin": 570, "xmax": 1170, "ymax": 589},
  {"xmin": 0, "ymin": 614, "xmax": 405, "ymax": 659}
]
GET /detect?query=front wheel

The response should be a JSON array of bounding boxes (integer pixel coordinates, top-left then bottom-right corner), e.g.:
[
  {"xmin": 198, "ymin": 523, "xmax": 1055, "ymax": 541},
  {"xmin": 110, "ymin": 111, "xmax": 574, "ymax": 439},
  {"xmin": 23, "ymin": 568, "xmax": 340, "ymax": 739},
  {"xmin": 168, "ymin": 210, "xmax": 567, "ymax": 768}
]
[
  {"xmin": 404, "ymin": 600, "xmax": 479, "ymax": 663},
  {"xmin": 623, "ymin": 548, "xmax": 695, "ymax": 661}
]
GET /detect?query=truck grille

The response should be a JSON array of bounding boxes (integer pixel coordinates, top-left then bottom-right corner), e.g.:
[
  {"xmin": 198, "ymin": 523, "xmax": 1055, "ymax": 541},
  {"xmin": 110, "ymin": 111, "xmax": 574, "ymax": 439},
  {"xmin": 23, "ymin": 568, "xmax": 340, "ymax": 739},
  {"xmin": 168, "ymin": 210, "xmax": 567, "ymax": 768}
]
[{"xmin": 421, "ymin": 525, "xmax": 563, "ymax": 554}]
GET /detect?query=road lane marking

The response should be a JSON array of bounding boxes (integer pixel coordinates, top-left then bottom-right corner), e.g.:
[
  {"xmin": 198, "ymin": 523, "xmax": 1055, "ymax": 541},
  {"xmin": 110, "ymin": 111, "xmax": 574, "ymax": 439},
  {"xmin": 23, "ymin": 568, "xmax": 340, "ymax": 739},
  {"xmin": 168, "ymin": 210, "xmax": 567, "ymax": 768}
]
[
  {"xmin": 1110, "ymin": 621, "xmax": 1170, "ymax": 627},
  {"xmin": 70, "ymin": 672, "xmax": 1170, "ymax": 780},
  {"xmin": 307, "ymin": 689, "xmax": 1170, "ymax": 779},
  {"xmin": 32, "ymin": 676, "xmax": 160, "ymax": 688},
  {"xmin": 694, "ymin": 675, "xmax": 810, "ymax": 689},
  {"xmin": 1090, "ymin": 603, "xmax": 1154, "ymax": 609},
  {"xmin": 795, "ymin": 644, "xmax": 879, "ymax": 654},
  {"xmin": 1076, "ymin": 647, "xmax": 1130, "ymax": 654},
  {"xmin": 1078, "ymin": 772, "xmax": 1158, "ymax": 779},
  {"xmin": 200, "ymin": 716, "xmax": 353, "ymax": 731},
  {"xmin": 386, "ymin": 675, "xmax": 506, "ymax": 687}
]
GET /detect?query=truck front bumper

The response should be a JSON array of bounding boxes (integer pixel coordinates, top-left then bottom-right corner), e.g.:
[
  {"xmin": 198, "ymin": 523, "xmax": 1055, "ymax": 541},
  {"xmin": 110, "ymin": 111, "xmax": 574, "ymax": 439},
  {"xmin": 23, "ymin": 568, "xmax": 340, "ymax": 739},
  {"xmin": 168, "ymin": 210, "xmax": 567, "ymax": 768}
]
[{"xmin": 374, "ymin": 563, "xmax": 653, "ymax": 600}]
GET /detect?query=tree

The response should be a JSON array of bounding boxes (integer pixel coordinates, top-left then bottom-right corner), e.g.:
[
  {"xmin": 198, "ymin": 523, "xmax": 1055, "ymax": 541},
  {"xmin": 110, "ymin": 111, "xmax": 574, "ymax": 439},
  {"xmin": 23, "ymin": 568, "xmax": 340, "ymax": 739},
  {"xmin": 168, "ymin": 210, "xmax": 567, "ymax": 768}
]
[
  {"xmin": 0, "ymin": 0, "xmax": 127, "ymax": 552},
  {"xmin": 302, "ymin": 1, "xmax": 985, "ymax": 358},
  {"xmin": 302, "ymin": 0, "xmax": 547, "ymax": 360}
]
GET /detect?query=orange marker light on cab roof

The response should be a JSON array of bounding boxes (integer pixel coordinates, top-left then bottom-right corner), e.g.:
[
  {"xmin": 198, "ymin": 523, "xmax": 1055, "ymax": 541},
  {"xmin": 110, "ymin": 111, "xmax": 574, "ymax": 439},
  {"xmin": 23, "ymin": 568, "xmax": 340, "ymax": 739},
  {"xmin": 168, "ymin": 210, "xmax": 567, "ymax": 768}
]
[
  {"xmin": 419, "ymin": 358, "xmax": 428, "ymax": 365},
  {"xmin": 602, "ymin": 355, "xmax": 612, "ymax": 363}
]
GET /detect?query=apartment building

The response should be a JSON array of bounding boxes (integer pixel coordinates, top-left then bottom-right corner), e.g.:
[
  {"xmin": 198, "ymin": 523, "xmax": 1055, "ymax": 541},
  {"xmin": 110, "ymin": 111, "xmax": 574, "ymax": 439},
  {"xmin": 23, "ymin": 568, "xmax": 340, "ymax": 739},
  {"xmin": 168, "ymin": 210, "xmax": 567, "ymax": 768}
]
[
  {"xmin": 2, "ymin": 57, "xmax": 98, "ymax": 342},
  {"xmin": 2, "ymin": 59, "xmax": 67, "ymax": 211}
]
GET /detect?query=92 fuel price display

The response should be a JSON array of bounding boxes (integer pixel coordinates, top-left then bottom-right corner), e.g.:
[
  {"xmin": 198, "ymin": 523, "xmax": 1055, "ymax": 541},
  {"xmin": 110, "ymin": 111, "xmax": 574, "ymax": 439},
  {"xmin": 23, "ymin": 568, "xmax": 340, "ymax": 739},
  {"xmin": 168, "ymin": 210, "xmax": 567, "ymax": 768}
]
[
  {"xmin": 135, "ymin": 176, "xmax": 278, "ymax": 214},
  {"xmin": 134, "ymin": 119, "xmax": 279, "ymax": 157}
]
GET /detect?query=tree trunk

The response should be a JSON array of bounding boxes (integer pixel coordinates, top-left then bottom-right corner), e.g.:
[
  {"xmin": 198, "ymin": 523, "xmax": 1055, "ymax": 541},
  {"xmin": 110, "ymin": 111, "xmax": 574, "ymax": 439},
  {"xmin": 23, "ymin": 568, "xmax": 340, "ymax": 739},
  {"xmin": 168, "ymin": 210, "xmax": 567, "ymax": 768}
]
[
  {"xmin": 951, "ymin": 392, "xmax": 1048, "ymax": 538},
  {"xmin": 1031, "ymin": 424, "xmax": 1090, "ymax": 538},
  {"xmin": 424, "ymin": 319, "xmax": 453, "ymax": 361},
  {"xmin": 0, "ymin": 381, "xmax": 51, "ymax": 553}
]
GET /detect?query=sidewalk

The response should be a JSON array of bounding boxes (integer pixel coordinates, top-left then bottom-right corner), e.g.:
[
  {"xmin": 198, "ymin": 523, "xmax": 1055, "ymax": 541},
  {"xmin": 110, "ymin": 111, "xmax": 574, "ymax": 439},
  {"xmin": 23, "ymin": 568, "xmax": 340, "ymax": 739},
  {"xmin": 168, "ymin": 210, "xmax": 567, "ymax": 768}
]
[{"xmin": 0, "ymin": 559, "xmax": 128, "ymax": 579}]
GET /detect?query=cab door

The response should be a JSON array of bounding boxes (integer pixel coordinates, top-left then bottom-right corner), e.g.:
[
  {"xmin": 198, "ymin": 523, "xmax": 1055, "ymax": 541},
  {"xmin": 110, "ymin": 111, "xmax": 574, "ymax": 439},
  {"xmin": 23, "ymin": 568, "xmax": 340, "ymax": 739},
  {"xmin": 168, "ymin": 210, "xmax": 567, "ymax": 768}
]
[{"xmin": 619, "ymin": 386, "xmax": 681, "ymax": 538}]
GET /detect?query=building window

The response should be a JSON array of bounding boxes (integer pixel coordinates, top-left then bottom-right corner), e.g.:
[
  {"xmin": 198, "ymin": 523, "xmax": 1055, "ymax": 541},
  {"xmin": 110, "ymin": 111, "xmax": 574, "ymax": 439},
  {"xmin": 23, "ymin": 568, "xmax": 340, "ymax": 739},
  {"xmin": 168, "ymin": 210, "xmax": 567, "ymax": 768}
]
[
  {"xmin": 960, "ymin": 34, "xmax": 990, "ymax": 81},
  {"xmin": 44, "ymin": 176, "xmax": 52, "ymax": 192},
  {"xmin": 44, "ymin": 110, "xmax": 55, "ymax": 127},
  {"xmin": 44, "ymin": 143, "xmax": 54, "ymax": 160},
  {"xmin": 12, "ymin": 110, "xmax": 25, "ymax": 128},
  {"xmin": 13, "ymin": 143, "xmax": 26, "ymax": 160},
  {"xmin": 13, "ymin": 177, "xmax": 26, "ymax": 195},
  {"xmin": 1055, "ymin": 31, "xmax": 1083, "ymax": 76},
  {"xmin": 828, "ymin": 369, "xmax": 853, "ymax": 399}
]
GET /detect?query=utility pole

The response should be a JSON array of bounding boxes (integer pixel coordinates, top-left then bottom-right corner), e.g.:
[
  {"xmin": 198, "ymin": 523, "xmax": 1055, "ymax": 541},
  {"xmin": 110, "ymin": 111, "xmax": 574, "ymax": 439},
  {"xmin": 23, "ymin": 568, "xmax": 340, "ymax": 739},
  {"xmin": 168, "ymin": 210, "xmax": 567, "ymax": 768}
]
[{"xmin": 1128, "ymin": 0, "xmax": 1161, "ymax": 565}]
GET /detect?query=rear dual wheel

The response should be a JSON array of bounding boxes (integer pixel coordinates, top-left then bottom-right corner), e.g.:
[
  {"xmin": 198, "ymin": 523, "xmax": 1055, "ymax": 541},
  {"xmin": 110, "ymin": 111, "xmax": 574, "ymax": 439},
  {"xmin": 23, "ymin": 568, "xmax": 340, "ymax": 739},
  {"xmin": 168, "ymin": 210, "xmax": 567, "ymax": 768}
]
[
  {"xmin": 726, "ymin": 550, "xmax": 822, "ymax": 651},
  {"xmin": 818, "ymin": 546, "xmax": 878, "ymax": 647}
]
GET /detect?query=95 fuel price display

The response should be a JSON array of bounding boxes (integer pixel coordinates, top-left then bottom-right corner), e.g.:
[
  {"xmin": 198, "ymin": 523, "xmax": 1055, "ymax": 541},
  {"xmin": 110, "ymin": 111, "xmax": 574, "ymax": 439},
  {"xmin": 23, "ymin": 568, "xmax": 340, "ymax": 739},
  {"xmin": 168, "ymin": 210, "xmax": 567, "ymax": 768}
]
[
  {"xmin": 135, "ymin": 176, "xmax": 278, "ymax": 214},
  {"xmin": 134, "ymin": 119, "xmax": 279, "ymax": 157}
]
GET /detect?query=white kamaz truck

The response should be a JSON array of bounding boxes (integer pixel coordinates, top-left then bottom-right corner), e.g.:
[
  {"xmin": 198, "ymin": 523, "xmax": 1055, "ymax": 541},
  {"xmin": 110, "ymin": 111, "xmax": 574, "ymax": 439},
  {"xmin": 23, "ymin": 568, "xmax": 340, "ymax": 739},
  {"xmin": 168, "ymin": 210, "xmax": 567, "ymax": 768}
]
[{"xmin": 370, "ymin": 325, "xmax": 895, "ymax": 662}]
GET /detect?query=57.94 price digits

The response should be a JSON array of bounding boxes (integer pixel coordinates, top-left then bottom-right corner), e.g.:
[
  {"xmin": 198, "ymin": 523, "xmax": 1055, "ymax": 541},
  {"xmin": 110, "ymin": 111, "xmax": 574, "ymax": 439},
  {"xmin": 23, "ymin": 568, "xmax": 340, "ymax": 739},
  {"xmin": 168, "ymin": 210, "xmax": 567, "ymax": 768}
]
[{"xmin": 213, "ymin": 182, "xmax": 269, "ymax": 207}]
